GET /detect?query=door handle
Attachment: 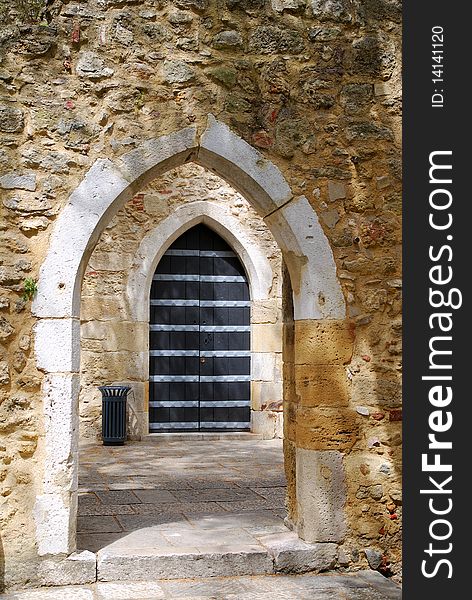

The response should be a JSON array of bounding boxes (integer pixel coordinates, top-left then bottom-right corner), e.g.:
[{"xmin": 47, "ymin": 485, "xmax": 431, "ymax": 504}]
[{"xmin": 200, "ymin": 357, "xmax": 206, "ymax": 364}]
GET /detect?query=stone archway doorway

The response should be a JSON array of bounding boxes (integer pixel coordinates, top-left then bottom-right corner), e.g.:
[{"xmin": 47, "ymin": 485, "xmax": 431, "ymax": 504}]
[
  {"xmin": 32, "ymin": 116, "xmax": 348, "ymax": 566},
  {"xmin": 149, "ymin": 223, "xmax": 251, "ymax": 433}
]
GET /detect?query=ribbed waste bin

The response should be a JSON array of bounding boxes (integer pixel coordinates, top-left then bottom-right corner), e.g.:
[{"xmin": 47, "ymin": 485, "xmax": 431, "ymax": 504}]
[{"xmin": 99, "ymin": 385, "xmax": 130, "ymax": 446}]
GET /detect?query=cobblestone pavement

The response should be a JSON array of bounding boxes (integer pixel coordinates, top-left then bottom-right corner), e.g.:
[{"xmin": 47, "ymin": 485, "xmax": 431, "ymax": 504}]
[
  {"xmin": 1, "ymin": 571, "xmax": 401, "ymax": 599},
  {"xmin": 77, "ymin": 437, "xmax": 287, "ymax": 553}
]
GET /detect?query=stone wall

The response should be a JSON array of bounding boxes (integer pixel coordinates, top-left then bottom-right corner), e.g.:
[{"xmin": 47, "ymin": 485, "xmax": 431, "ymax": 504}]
[
  {"xmin": 0, "ymin": 0, "xmax": 402, "ymax": 589},
  {"xmin": 79, "ymin": 163, "xmax": 284, "ymax": 441}
]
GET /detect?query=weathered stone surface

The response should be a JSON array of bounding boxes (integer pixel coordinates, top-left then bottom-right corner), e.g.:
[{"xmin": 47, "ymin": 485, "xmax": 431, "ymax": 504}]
[
  {"xmin": 295, "ymin": 365, "xmax": 349, "ymax": 407},
  {"xmin": 3, "ymin": 195, "xmax": 53, "ymax": 214},
  {"xmin": 206, "ymin": 66, "xmax": 238, "ymax": 87},
  {"xmin": 271, "ymin": 0, "xmax": 305, "ymax": 11},
  {"xmin": 340, "ymin": 83, "xmax": 373, "ymax": 115},
  {"xmin": 351, "ymin": 375, "xmax": 401, "ymax": 409},
  {"xmin": 38, "ymin": 551, "xmax": 97, "ymax": 586},
  {"xmin": 1, "ymin": 586, "xmax": 94, "ymax": 599},
  {"xmin": 0, "ymin": 572, "xmax": 402, "ymax": 599},
  {"xmin": 252, "ymin": 324, "xmax": 283, "ymax": 352},
  {"xmin": 163, "ymin": 60, "xmax": 195, "ymax": 83},
  {"xmin": 212, "ymin": 30, "xmax": 243, "ymax": 49},
  {"xmin": 249, "ymin": 26, "xmax": 305, "ymax": 54},
  {"xmin": 0, "ymin": 316, "xmax": 15, "ymax": 340},
  {"xmin": 265, "ymin": 196, "xmax": 346, "ymax": 320},
  {"xmin": 97, "ymin": 547, "xmax": 274, "ymax": 580},
  {"xmin": 199, "ymin": 115, "xmax": 293, "ymax": 213},
  {"xmin": 252, "ymin": 410, "xmax": 283, "ymax": 439},
  {"xmin": 226, "ymin": 0, "xmax": 267, "ymax": 11},
  {"xmin": 62, "ymin": 3, "xmax": 102, "ymax": 18},
  {"xmin": 294, "ymin": 320, "xmax": 354, "ymax": 365},
  {"xmin": 168, "ymin": 10, "xmax": 194, "ymax": 24},
  {"xmin": 303, "ymin": 79, "xmax": 336, "ymax": 110},
  {"xmin": 349, "ymin": 36, "xmax": 396, "ymax": 80},
  {"xmin": 345, "ymin": 122, "xmax": 394, "ymax": 142},
  {"xmin": 296, "ymin": 406, "xmax": 358, "ymax": 451},
  {"xmin": 141, "ymin": 22, "xmax": 171, "ymax": 41},
  {"xmin": 320, "ymin": 209, "xmax": 340, "ymax": 229},
  {"xmin": 307, "ymin": 26, "xmax": 341, "ymax": 42},
  {"xmin": 175, "ymin": 0, "xmax": 209, "ymax": 9},
  {"xmin": 273, "ymin": 119, "xmax": 305, "ymax": 158},
  {"xmin": 114, "ymin": 24, "xmax": 134, "ymax": 46},
  {"xmin": 0, "ymin": 360, "xmax": 10, "ymax": 385},
  {"xmin": 311, "ymin": 0, "xmax": 355, "ymax": 22},
  {"xmin": 296, "ymin": 449, "xmax": 347, "ymax": 542},
  {"xmin": 364, "ymin": 547, "xmax": 383, "ymax": 570},
  {"xmin": 34, "ymin": 319, "xmax": 80, "ymax": 373},
  {"xmin": 0, "ymin": 173, "xmax": 36, "ymax": 191},
  {"xmin": 19, "ymin": 217, "xmax": 50, "ymax": 232},
  {"xmin": 22, "ymin": 148, "xmax": 75, "ymax": 173},
  {"xmin": 327, "ymin": 180, "xmax": 346, "ymax": 202},
  {"xmin": 0, "ymin": 104, "xmax": 24, "ymax": 132},
  {"xmin": 96, "ymin": 581, "xmax": 166, "ymax": 599},
  {"xmin": 81, "ymin": 321, "xmax": 147, "ymax": 353},
  {"xmin": 252, "ymin": 380, "xmax": 282, "ymax": 411},
  {"xmin": 263, "ymin": 532, "xmax": 337, "ymax": 573},
  {"xmin": 76, "ymin": 52, "xmax": 114, "ymax": 79},
  {"xmin": 358, "ymin": 0, "xmax": 402, "ymax": 23}
]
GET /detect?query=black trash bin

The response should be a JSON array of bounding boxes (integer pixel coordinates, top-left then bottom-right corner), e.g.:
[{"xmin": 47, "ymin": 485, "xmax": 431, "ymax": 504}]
[{"xmin": 99, "ymin": 385, "xmax": 130, "ymax": 446}]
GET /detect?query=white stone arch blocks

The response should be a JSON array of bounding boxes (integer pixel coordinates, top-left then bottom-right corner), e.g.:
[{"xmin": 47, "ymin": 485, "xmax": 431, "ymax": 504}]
[{"xmin": 32, "ymin": 115, "xmax": 347, "ymax": 555}]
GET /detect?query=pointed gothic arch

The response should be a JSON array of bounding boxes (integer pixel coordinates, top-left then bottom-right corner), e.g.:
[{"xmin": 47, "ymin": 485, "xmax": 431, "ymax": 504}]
[{"xmin": 32, "ymin": 115, "xmax": 347, "ymax": 556}]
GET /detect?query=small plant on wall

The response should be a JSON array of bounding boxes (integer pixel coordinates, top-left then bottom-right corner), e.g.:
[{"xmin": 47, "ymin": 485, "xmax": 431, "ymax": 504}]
[{"xmin": 22, "ymin": 278, "xmax": 38, "ymax": 302}]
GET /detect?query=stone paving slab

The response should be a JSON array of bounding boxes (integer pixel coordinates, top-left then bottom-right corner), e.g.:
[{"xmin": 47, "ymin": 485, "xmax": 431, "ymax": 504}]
[
  {"xmin": 131, "ymin": 501, "xmax": 228, "ymax": 515},
  {"xmin": 183, "ymin": 510, "xmax": 285, "ymax": 530},
  {"xmin": 132, "ymin": 489, "xmax": 180, "ymax": 503},
  {"xmin": 77, "ymin": 533, "xmax": 125, "ymax": 553},
  {"xmin": 215, "ymin": 499, "xmax": 279, "ymax": 512},
  {"xmin": 95, "ymin": 490, "xmax": 142, "ymax": 504},
  {"xmin": 114, "ymin": 513, "xmax": 192, "ymax": 531},
  {"xmin": 77, "ymin": 516, "xmax": 122, "ymax": 533},
  {"xmin": 1, "ymin": 572, "xmax": 402, "ymax": 599},
  {"xmin": 78, "ymin": 503, "xmax": 136, "ymax": 516}
]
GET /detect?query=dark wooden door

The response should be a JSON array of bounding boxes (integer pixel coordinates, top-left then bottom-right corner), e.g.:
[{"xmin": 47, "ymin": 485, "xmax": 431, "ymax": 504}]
[{"xmin": 149, "ymin": 224, "xmax": 250, "ymax": 432}]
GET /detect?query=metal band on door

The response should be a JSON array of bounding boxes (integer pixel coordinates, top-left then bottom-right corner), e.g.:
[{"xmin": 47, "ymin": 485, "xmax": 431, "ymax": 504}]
[{"xmin": 149, "ymin": 224, "xmax": 251, "ymax": 432}]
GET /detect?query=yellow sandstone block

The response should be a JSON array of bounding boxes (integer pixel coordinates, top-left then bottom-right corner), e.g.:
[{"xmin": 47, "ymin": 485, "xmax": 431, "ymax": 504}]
[
  {"xmin": 294, "ymin": 320, "xmax": 354, "ymax": 365},
  {"xmin": 295, "ymin": 365, "xmax": 350, "ymax": 408}
]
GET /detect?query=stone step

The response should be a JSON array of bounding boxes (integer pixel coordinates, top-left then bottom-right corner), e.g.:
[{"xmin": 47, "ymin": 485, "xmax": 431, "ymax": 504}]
[
  {"xmin": 143, "ymin": 432, "xmax": 263, "ymax": 442},
  {"xmin": 96, "ymin": 530, "xmax": 338, "ymax": 582},
  {"xmin": 97, "ymin": 546, "xmax": 274, "ymax": 581}
]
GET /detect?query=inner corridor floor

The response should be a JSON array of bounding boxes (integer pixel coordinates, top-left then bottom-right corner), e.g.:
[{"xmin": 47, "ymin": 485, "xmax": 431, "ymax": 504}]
[{"xmin": 77, "ymin": 436, "xmax": 287, "ymax": 554}]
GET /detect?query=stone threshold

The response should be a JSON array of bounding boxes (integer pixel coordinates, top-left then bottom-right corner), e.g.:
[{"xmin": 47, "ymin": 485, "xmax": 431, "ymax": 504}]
[
  {"xmin": 37, "ymin": 531, "xmax": 339, "ymax": 586},
  {"xmin": 143, "ymin": 432, "xmax": 263, "ymax": 442},
  {"xmin": 97, "ymin": 530, "xmax": 337, "ymax": 581}
]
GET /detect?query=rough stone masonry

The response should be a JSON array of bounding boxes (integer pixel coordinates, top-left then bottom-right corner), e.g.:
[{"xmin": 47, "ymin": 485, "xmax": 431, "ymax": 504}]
[{"xmin": 0, "ymin": 0, "xmax": 402, "ymax": 591}]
